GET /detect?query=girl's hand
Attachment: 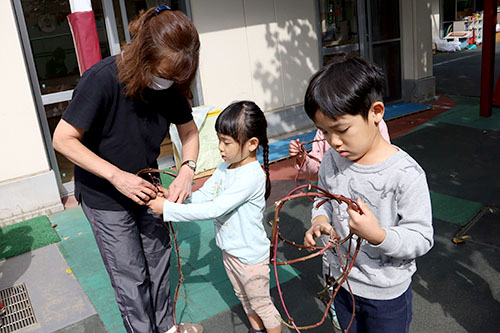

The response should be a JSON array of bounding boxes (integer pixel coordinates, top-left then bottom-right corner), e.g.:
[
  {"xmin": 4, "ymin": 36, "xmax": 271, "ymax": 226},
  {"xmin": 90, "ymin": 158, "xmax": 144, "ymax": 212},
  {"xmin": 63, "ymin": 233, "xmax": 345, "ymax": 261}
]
[
  {"xmin": 347, "ymin": 199, "xmax": 386, "ymax": 245},
  {"xmin": 304, "ymin": 216, "xmax": 339, "ymax": 249},
  {"xmin": 289, "ymin": 139, "xmax": 304, "ymax": 158},
  {"xmin": 110, "ymin": 170, "xmax": 158, "ymax": 205},
  {"xmin": 157, "ymin": 186, "xmax": 169, "ymax": 198},
  {"xmin": 147, "ymin": 196, "xmax": 166, "ymax": 215}
]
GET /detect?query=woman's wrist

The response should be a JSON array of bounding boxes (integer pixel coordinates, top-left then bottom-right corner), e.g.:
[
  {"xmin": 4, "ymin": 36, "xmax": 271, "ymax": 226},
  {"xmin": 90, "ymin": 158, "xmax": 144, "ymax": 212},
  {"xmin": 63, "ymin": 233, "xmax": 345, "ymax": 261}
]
[{"xmin": 178, "ymin": 164, "xmax": 195, "ymax": 180}]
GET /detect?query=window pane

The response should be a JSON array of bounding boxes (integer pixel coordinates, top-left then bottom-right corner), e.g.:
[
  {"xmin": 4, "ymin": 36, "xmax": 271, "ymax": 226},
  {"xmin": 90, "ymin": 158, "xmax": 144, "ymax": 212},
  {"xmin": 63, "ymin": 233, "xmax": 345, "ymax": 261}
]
[
  {"xmin": 45, "ymin": 101, "xmax": 74, "ymax": 183},
  {"xmin": 21, "ymin": 0, "xmax": 80, "ymax": 95},
  {"xmin": 319, "ymin": 0, "xmax": 359, "ymax": 48},
  {"xmin": 370, "ymin": 0, "xmax": 400, "ymax": 42},
  {"xmin": 21, "ymin": 1, "xmax": 111, "ymax": 96}
]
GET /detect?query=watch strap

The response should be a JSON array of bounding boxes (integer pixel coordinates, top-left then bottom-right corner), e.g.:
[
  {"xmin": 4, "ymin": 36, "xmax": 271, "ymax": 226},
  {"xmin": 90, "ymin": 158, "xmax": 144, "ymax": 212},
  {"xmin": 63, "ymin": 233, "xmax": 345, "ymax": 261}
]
[{"xmin": 181, "ymin": 160, "xmax": 196, "ymax": 172}]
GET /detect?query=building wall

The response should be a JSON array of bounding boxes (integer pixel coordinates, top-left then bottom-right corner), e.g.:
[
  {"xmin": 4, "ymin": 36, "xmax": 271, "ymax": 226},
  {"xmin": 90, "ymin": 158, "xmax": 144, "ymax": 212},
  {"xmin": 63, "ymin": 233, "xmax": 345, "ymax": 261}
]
[
  {"xmin": 190, "ymin": 0, "xmax": 319, "ymax": 113},
  {"xmin": 0, "ymin": 2, "xmax": 49, "ymax": 181},
  {"xmin": 400, "ymin": 0, "xmax": 435, "ymax": 103},
  {"xmin": 0, "ymin": 1, "xmax": 63, "ymax": 225},
  {"xmin": 430, "ymin": 0, "xmax": 442, "ymax": 41}
]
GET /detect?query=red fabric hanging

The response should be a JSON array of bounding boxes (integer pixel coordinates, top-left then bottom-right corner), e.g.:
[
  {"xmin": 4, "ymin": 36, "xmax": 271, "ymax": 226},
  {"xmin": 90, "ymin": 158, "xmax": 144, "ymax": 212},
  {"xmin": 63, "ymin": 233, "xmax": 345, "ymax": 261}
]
[{"xmin": 67, "ymin": 11, "xmax": 102, "ymax": 75}]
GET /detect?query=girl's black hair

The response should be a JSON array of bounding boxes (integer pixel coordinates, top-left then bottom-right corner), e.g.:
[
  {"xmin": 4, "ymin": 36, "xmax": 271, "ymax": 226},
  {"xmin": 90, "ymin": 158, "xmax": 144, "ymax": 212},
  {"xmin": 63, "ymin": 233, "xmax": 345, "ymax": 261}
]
[
  {"xmin": 304, "ymin": 55, "xmax": 385, "ymax": 121},
  {"xmin": 215, "ymin": 101, "xmax": 271, "ymax": 200}
]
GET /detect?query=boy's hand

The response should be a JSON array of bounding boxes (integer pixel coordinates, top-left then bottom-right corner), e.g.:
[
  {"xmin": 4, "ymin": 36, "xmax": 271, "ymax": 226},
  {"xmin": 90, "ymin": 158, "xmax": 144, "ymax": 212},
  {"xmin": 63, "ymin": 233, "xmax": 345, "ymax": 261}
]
[
  {"xmin": 304, "ymin": 216, "xmax": 339, "ymax": 249},
  {"xmin": 347, "ymin": 199, "xmax": 386, "ymax": 245},
  {"xmin": 147, "ymin": 191, "xmax": 167, "ymax": 215}
]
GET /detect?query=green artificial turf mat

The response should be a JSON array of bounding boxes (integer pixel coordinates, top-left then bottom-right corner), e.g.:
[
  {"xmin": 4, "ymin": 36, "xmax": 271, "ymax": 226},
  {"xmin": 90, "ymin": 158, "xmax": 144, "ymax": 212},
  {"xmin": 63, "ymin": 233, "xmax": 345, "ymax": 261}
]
[
  {"xmin": 0, "ymin": 215, "xmax": 61, "ymax": 260},
  {"xmin": 430, "ymin": 192, "xmax": 483, "ymax": 226}
]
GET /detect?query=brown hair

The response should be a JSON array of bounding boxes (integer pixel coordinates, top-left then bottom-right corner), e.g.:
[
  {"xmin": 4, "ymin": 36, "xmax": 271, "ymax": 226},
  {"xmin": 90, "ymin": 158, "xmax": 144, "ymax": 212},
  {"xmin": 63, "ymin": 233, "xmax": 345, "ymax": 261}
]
[{"xmin": 116, "ymin": 7, "xmax": 200, "ymax": 98}]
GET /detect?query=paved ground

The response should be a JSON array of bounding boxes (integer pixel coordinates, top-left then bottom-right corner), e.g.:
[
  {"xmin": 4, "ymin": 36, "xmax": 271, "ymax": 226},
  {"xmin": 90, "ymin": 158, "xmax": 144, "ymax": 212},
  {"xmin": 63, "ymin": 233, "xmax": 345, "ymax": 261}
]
[{"xmin": 433, "ymin": 40, "xmax": 500, "ymax": 97}]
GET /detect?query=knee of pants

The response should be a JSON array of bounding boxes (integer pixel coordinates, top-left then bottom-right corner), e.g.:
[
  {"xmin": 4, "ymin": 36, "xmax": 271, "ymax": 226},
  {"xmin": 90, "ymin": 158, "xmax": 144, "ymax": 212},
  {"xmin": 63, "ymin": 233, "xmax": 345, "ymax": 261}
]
[
  {"xmin": 235, "ymin": 292, "xmax": 253, "ymax": 314},
  {"xmin": 252, "ymin": 301, "xmax": 281, "ymax": 329}
]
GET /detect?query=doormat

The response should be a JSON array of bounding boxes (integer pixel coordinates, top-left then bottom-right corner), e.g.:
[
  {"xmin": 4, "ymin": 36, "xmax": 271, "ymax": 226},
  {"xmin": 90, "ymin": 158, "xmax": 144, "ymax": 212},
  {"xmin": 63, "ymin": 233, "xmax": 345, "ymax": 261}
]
[
  {"xmin": 0, "ymin": 216, "xmax": 60, "ymax": 261},
  {"xmin": 384, "ymin": 102, "xmax": 431, "ymax": 120},
  {"xmin": 258, "ymin": 130, "xmax": 317, "ymax": 164}
]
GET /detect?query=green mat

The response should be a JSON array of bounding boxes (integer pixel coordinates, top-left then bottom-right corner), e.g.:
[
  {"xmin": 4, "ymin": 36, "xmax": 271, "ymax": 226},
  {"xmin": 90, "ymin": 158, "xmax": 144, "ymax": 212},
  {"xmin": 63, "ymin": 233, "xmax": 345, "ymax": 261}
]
[
  {"xmin": 0, "ymin": 215, "xmax": 61, "ymax": 260},
  {"xmin": 407, "ymin": 95, "xmax": 500, "ymax": 135},
  {"xmin": 430, "ymin": 192, "xmax": 483, "ymax": 226}
]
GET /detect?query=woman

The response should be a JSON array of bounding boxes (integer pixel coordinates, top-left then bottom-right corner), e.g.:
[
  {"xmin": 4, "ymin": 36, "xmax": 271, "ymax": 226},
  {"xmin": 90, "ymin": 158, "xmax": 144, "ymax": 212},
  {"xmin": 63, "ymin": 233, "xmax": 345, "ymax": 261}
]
[{"xmin": 53, "ymin": 6, "xmax": 201, "ymax": 333}]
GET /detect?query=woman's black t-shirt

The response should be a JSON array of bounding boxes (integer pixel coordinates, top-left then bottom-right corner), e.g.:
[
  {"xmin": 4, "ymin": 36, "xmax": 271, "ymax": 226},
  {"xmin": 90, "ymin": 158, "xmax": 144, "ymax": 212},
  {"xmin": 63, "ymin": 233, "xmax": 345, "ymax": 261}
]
[{"xmin": 62, "ymin": 56, "xmax": 193, "ymax": 210}]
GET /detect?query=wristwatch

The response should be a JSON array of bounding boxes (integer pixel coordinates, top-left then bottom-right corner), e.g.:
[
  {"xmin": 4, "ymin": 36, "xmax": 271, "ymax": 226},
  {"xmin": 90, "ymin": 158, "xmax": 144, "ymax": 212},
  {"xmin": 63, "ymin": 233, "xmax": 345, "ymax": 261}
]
[{"xmin": 181, "ymin": 160, "xmax": 197, "ymax": 172}]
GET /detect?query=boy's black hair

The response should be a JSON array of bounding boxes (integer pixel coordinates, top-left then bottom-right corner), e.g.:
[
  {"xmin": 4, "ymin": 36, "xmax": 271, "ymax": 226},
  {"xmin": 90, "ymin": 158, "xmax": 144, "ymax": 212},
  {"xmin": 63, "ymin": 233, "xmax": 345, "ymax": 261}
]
[
  {"xmin": 304, "ymin": 55, "xmax": 385, "ymax": 121},
  {"xmin": 215, "ymin": 101, "xmax": 271, "ymax": 200}
]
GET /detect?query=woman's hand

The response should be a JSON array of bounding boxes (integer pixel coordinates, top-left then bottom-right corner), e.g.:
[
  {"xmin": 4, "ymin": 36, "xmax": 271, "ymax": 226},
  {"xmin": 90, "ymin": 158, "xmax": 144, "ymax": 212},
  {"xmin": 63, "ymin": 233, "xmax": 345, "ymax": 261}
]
[
  {"xmin": 166, "ymin": 169, "xmax": 193, "ymax": 203},
  {"xmin": 347, "ymin": 199, "xmax": 386, "ymax": 245},
  {"xmin": 109, "ymin": 170, "xmax": 158, "ymax": 205}
]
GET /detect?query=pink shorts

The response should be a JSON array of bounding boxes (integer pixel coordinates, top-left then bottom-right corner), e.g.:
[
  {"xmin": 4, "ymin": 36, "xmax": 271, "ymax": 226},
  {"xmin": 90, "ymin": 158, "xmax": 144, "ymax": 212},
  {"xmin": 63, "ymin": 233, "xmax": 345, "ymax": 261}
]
[{"xmin": 222, "ymin": 251, "xmax": 281, "ymax": 329}]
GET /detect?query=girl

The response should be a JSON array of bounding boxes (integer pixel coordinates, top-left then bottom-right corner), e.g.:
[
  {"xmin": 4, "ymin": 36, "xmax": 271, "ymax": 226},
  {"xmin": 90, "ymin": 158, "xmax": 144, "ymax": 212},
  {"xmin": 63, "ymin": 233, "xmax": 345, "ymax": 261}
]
[{"xmin": 148, "ymin": 101, "xmax": 282, "ymax": 333}]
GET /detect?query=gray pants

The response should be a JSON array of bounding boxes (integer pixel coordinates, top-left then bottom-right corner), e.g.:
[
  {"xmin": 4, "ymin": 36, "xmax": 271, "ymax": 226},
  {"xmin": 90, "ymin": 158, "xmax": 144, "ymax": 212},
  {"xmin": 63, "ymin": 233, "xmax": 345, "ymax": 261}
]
[{"xmin": 82, "ymin": 200, "xmax": 174, "ymax": 333}]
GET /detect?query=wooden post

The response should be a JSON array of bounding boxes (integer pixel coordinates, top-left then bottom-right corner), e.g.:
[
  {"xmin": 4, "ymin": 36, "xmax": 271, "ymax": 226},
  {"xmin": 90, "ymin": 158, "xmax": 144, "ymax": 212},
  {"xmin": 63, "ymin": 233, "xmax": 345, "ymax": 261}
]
[{"xmin": 479, "ymin": 0, "xmax": 498, "ymax": 117}]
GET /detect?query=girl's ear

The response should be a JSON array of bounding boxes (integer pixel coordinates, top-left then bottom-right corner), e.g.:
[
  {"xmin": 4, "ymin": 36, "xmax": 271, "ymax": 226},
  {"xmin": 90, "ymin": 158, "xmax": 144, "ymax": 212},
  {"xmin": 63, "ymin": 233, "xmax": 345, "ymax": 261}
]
[
  {"xmin": 370, "ymin": 101, "xmax": 385, "ymax": 125},
  {"xmin": 247, "ymin": 137, "xmax": 259, "ymax": 152}
]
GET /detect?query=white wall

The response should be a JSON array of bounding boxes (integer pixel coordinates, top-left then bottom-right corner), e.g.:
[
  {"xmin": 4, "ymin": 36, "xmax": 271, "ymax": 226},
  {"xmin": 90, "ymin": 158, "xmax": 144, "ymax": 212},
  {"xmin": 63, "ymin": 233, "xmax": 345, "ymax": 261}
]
[
  {"xmin": 401, "ymin": 0, "xmax": 433, "ymax": 81},
  {"xmin": 0, "ymin": 1, "xmax": 50, "ymax": 182},
  {"xmin": 400, "ymin": 0, "xmax": 435, "ymax": 103},
  {"xmin": 0, "ymin": 1, "xmax": 63, "ymax": 225},
  {"xmin": 190, "ymin": 0, "xmax": 319, "ymax": 111},
  {"xmin": 430, "ymin": 0, "xmax": 442, "ymax": 41}
]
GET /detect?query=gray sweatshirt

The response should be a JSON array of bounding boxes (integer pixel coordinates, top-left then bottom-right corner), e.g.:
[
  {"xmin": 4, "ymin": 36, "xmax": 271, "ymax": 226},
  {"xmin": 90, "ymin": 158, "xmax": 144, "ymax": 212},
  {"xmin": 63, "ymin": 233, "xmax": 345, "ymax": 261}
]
[{"xmin": 313, "ymin": 147, "xmax": 433, "ymax": 300}]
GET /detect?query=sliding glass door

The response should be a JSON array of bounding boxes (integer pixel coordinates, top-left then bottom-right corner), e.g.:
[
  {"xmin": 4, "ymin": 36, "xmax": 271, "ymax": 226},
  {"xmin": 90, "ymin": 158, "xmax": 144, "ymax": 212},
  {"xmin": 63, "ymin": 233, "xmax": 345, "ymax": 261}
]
[{"xmin": 318, "ymin": 0, "xmax": 402, "ymax": 102}]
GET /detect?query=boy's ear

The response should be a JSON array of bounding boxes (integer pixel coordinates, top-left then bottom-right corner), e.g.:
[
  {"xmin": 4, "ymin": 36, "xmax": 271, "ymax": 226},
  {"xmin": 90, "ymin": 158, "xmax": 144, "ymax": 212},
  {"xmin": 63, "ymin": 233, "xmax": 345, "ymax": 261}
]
[
  {"xmin": 371, "ymin": 101, "xmax": 385, "ymax": 124},
  {"xmin": 247, "ymin": 137, "xmax": 259, "ymax": 152}
]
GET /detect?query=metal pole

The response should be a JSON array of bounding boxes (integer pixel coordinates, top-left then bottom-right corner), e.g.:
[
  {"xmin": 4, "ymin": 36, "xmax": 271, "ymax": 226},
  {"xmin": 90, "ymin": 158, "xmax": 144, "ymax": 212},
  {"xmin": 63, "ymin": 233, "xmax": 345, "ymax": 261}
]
[{"xmin": 479, "ymin": 0, "xmax": 497, "ymax": 117}]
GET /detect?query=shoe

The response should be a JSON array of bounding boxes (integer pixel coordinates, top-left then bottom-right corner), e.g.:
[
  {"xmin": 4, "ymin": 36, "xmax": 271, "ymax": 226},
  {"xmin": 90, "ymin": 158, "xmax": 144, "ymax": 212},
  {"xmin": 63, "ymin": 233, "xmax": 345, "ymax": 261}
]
[
  {"xmin": 165, "ymin": 322, "xmax": 203, "ymax": 333},
  {"xmin": 248, "ymin": 328, "xmax": 267, "ymax": 333},
  {"xmin": 329, "ymin": 302, "xmax": 341, "ymax": 330}
]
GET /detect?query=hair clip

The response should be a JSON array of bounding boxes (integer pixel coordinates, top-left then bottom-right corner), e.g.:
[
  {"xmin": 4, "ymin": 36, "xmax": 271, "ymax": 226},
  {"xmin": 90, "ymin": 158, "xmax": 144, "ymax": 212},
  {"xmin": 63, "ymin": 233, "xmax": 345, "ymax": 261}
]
[{"xmin": 154, "ymin": 5, "xmax": 171, "ymax": 16}]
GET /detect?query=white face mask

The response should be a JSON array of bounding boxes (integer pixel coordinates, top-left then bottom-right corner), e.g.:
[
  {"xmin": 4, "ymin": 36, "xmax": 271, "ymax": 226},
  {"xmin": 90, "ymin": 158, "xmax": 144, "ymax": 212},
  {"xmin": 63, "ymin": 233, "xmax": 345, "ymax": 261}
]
[{"xmin": 150, "ymin": 74, "xmax": 174, "ymax": 90}]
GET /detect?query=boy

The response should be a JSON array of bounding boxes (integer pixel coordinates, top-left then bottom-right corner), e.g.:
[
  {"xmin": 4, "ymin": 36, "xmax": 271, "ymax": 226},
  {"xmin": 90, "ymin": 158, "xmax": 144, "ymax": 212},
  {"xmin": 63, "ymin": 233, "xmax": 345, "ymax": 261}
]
[{"xmin": 303, "ymin": 56, "xmax": 433, "ymax": 332}]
